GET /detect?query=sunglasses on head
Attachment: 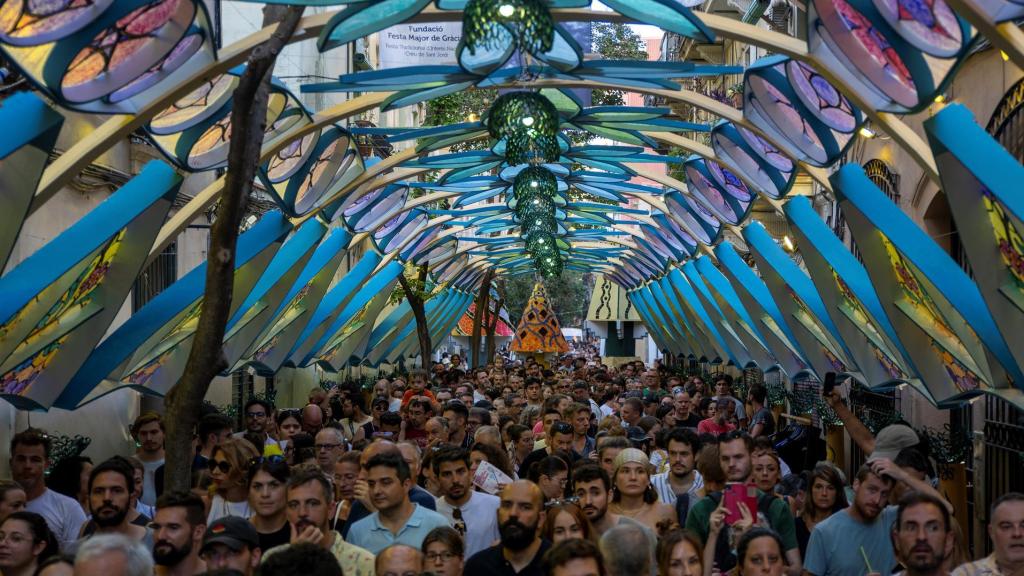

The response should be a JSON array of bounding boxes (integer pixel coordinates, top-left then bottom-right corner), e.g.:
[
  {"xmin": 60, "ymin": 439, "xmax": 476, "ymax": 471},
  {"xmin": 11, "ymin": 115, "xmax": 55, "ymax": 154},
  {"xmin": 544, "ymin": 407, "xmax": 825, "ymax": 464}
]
[
  {"xmin": 248, "ymin": 455, "xmax": 287, "ymax": 470},
  {"xmin": 544, "ymin": 497, "xmax": 580, "ymax": 508},
  {"xmin": 552, "ymin": 422, "xmax": 573, "ymax": 434}
]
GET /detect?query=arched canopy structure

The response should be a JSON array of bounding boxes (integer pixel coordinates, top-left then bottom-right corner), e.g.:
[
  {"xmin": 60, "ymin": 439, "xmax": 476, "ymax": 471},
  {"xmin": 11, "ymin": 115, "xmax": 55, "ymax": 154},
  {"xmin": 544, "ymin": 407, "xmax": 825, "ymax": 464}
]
[{"xmin": 1, "ymin": 0, "xmax": 1023, "ymax": 412}]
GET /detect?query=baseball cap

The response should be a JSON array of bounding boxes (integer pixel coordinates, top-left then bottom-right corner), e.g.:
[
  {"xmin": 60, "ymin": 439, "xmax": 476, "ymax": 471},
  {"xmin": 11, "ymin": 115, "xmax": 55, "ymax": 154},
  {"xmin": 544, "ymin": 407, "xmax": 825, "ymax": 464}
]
[
  {"xmin": 868, "ymin": 424, "xmax": 919, "ymax": 461},
  {"xmin": 200, "ymin": 516, "xmax": 259, "ymax": 554}
]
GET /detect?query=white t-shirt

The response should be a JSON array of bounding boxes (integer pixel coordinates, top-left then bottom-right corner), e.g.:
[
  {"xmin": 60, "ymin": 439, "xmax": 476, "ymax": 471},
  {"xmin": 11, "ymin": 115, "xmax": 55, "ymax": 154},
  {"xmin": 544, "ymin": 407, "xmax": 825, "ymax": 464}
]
[
  {"xmin": 434, "ymin": 491, "xmax": 500, "ymax": 558},
  {"xmin": 207, "ymin": 494, "xmax": 253, "ymax": 525},
  {"xmin": 26, "ymin": 488, "xmax": 87, "ymax": 552},
  {"xmin": 139, "ymin": 457, "xmax": 164, "ymax": 507}
]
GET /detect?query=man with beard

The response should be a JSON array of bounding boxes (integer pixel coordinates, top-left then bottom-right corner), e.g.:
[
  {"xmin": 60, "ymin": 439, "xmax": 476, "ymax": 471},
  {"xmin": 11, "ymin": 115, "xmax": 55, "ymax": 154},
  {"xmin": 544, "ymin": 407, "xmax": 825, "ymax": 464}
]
[
  {"xmin": 442, "ymin": 401, "xmax": 472, "ymax": 449},
  {"xmin": 650, "ymin": 428, "xmax": 703, "ymax": 507},
  {"xmin": 518, "ymin": 421, "xmax": 576, "ymax": 477},
  {"xmin": 261, "ymin": 466, "xmax": 375, "ymax": 576},
  {"xmin": 151, "ymin": 491, "xmax": 207, "ymax": 576},
  {"xmin": 234, "ymin": 399, "xmax": 275, "ymax": 448},
  {"xmin": 347, "ymin": 453, "xmax": 448, "ymax": 554},
  {"xmin": 464, "ymin": 480, "xmax": 550, "ymax": 576},
  {"xmin": 572, "ymin": 464, "xmax": 653, "ymax": 540},
  {"xmin": 805, "ymin": 460, "xmax": 949, "ymax": 576},
  {"xmin": 75, "ymin": 458, "xmax": 153, "ymax": 552},
  {"xmin": 891, "ymin": 492, "xmax": 954, "ymax": 576},
  {"xmin": 431, "ymin": 446, "xmax": 500, "ymax": 558}
]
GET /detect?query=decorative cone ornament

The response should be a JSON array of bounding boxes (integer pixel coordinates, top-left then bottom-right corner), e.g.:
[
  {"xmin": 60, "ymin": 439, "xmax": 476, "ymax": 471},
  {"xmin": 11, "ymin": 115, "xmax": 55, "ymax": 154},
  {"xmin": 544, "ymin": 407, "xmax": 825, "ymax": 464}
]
[{"xmin": 509, "ymin": 282, "xmax": 570, "ymax": 354}]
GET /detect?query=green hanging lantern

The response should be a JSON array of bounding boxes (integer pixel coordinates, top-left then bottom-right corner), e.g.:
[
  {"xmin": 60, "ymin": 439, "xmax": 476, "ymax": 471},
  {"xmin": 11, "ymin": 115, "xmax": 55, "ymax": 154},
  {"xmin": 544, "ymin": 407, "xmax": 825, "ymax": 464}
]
[
  {"xmin": 487, "ymin": 91, "xmax": 560, "ymax": 165},
  {"xmin": 536, "ymin": 252, "xmax": 563, "ymax": 278},
  {"xmin": 513, "ymin": 165, "xmax": 557, "ymax": 199},
  {"xmin": 520, "ymin": 212, "xmax": 557, "ymax": 238},
  {"xmin": 525, "ymin": 231, "xmax": 557, "ymax": 255},
  {"xmin": 463, "ymin": 0, "xmax": 555, "ymax": 56}
]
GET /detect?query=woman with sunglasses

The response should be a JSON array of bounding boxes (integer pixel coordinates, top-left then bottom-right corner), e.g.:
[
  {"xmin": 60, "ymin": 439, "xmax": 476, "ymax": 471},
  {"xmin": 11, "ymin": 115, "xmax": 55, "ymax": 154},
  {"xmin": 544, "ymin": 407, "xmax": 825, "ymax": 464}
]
[
  {"xmin": 207, "ymin": 438, "xmax": 260, "ymax": 524},
  {"xmin": 247, "ymin": 457, "xmax": 291, "ymax": 553},
  {"xmin": 0, "ymin": 511, "xmax": 57, "ymax": 576}
]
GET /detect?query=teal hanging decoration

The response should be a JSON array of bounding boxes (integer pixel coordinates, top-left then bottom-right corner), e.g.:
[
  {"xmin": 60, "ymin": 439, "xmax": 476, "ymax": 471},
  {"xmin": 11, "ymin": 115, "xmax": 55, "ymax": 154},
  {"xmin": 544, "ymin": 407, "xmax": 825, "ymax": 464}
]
[
  {"xmin": 536, "ymin": 252, "xmax": 563, "ymax": 277},
  {"xmin": 513, "ymin": 165, "xmax": 558, "ymax": 199},
  {"xmin": 463, "ymin": 0, "xmax": 555, "ymax": 55},
  {"xmin": 487, "ymin": 92, "xmax": 560, "ymax": 165},
  {"xmin": 521, "ymin": 212, "xmax": 558, "ymax": 237}
]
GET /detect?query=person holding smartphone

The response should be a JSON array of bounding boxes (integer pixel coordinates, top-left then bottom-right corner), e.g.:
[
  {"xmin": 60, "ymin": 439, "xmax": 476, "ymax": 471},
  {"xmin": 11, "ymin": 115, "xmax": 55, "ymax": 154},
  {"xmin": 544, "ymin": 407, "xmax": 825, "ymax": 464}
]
[{"xmin": 684, "ymin": 432, "xmax": 802, "ymax": 576}]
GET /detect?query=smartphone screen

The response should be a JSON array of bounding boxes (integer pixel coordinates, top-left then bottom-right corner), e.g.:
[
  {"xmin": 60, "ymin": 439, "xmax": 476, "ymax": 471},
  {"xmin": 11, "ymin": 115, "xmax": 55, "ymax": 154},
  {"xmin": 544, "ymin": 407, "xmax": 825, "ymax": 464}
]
[
  {"xmin": 822, "ymin": 371, "xmax": 837, "ymax": 397},
  {"xmin": 724, "ymin": 483, "xmax": 758, "ymax": 525}
]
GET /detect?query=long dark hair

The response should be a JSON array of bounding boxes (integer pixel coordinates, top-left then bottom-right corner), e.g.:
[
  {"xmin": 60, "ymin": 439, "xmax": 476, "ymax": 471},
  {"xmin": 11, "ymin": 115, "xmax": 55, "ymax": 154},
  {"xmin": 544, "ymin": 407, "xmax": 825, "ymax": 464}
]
[
  {"xmin": 470, "ymin": 442, "xmax": 513, "ymax": 479},
  {"xmin": 3, "ymin": 511, "xmax": 58, "ymax": 565},
  {"xmin": 803, "ymin": 463, "xmax": 848, "ymax": 522}
]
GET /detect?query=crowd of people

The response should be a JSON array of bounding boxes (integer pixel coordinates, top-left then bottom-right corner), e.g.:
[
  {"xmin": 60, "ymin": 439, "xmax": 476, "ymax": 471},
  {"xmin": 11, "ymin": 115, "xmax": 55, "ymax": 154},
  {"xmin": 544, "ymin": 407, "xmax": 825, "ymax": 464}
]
[{"xmin": 2, "ymin": 350, "xmax": 1023, "ymax": 576}]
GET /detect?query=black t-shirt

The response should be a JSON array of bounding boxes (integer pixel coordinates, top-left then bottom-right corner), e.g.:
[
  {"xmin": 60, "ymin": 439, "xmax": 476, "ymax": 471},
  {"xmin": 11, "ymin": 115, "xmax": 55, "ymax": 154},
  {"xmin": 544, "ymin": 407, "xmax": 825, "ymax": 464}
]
[
  {"xmin": 258, "ymin": 521, "xmax": 291, "ymax": 553},
  {"xmin": 676, "ymin": 413, "xmax": 702, "ymax": 429},
  {"xmin": 464, "ymin": 541, "xmax": 551, "ymax": 576},
  {"xmin": 795, "ymin": 515, "xmax": 812, "ymax": 559}
]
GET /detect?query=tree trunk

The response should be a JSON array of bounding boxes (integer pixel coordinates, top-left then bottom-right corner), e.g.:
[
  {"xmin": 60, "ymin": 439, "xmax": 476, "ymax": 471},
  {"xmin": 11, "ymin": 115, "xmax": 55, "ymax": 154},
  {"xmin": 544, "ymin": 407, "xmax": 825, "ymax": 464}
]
[
  {"xmin": 399, "ymin": 264, "xmax": 432, "ymax": 367},
  {"xmin": 470, "ymin": 270, "xmax": 493, "ymax": 369},
  {"xmin": 485, "ymin": 292, "xmax": 503, "ymax": 364},
  {"xmin": 162, "ymin": 5, "xmax": 304, "ymax": 494}
]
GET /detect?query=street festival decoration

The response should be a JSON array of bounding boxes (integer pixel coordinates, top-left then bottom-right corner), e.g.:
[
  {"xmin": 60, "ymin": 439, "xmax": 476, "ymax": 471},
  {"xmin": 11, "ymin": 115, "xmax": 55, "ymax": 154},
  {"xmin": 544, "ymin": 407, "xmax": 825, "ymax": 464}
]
[{"xmin": 0, "ymin": 0, "xmax": 1023, "ymax": 411}]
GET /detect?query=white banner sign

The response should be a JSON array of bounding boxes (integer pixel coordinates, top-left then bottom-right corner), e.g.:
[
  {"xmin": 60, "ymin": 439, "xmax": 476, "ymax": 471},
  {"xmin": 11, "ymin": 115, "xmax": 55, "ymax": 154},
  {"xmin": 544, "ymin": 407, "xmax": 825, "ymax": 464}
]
[{"xmin": 379, "ymin": 23, "xmax": 462, "ymax": 69}]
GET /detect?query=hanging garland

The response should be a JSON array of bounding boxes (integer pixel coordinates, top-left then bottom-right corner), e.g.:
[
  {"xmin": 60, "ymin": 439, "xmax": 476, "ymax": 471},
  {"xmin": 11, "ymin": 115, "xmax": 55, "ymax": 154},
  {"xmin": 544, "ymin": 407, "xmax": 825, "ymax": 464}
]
[
  {"xmin": 46, "ymin": 434, "xmax": 91, "ymax": 475},
  {"xmin": 918, "ymin": 424, "xmax": 973, "ymax": 479}
]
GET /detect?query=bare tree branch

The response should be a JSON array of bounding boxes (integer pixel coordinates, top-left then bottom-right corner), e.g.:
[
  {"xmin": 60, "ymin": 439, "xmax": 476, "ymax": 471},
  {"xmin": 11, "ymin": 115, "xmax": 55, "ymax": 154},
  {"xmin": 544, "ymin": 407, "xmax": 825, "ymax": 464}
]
[{"xmin": 162, "ymin": 5, "xmax": 305, "ymax": 493}]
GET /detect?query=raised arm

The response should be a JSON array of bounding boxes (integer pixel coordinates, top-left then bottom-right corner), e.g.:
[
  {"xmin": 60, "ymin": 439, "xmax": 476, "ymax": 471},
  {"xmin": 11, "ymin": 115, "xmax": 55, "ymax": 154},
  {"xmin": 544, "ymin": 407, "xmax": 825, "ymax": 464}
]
[{"xmin": 824, "ymin": 387, "xmax": 876, "ymax": 455}]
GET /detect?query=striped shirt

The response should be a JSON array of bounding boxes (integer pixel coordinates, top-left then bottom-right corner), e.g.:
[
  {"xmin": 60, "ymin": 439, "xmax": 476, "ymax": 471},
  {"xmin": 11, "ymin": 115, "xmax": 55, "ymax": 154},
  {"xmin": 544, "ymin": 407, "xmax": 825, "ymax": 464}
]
[{"xmin": 651, "ymin": 470, "xmax": 704, "ymax": 505}]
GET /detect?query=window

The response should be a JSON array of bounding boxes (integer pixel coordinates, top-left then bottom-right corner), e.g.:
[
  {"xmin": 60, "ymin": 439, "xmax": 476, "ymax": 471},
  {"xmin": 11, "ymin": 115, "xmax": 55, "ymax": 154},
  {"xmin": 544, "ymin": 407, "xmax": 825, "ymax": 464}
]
[{"xmin": 131, "ymin": 242, "xmax": 176, "ymax": 312}]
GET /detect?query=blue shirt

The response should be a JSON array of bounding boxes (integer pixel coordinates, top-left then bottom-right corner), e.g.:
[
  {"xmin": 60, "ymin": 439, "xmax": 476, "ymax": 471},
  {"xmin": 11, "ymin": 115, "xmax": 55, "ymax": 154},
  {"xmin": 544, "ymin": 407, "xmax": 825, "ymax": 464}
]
[
  {"xmin": 346, "ymin": 503, "xmax": 450, "ymax": 554},
  {"xmin": 340, "ymin": 485, "xmax": 436, "ymax": 537},
  {"xmin": 805, "ymin": 506, "xmax": 898, "ymax": 576}
]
